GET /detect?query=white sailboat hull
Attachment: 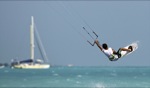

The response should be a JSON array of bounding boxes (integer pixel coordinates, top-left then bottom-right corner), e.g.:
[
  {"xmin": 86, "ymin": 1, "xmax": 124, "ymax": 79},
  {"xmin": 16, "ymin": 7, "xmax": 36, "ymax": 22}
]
[{"xmin": 12, "ymin": 63, "xmax": 50, "ymax": 69}]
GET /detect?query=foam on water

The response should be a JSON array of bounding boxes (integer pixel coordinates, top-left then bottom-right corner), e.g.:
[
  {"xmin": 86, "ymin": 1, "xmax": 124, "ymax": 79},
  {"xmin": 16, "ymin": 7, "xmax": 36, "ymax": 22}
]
[
  {"xmin": 77, "ymin": 75, "xmax": 82, "ymax": 78},
  {"xmin": 91, "ymin": 82, "xmax": 106, "ymax": 88}
]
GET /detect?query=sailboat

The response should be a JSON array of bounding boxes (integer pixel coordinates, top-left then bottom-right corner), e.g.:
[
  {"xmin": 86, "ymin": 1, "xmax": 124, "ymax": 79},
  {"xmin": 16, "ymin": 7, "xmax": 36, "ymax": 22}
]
[{"xmin": 11, "ymin": 16, "xmax": 50, "ymax": 69}]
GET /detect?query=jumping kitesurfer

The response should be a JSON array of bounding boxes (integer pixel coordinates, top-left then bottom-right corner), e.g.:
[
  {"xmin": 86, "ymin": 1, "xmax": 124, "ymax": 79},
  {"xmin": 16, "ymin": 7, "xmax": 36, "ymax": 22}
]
[{"xmin": 94, "ymin": 39, "xmax": 133, "ymax": 61}]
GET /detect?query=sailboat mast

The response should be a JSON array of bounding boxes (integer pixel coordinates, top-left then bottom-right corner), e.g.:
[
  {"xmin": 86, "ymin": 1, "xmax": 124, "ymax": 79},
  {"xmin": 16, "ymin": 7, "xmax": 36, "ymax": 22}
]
[{"xmin": 30, "ymin": 16, "xmax": 34, "ymax": 60}]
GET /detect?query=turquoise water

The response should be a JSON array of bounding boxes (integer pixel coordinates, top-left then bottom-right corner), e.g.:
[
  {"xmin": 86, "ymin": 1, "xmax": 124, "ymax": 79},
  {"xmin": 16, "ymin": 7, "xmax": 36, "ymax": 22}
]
[{"xmin": 0, "ymin": 66, "xmax": 150, "ymax": 88}]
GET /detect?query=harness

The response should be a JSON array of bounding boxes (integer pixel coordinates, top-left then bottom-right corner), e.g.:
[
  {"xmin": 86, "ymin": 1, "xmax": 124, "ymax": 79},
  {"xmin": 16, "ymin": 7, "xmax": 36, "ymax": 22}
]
[
  {"xmin": 109, "ymin": 50, "xmax": 122, "ymax": 61},
  {"xmin": 108, "ymin": 54, "xmax": 118, "ymax": 61}
]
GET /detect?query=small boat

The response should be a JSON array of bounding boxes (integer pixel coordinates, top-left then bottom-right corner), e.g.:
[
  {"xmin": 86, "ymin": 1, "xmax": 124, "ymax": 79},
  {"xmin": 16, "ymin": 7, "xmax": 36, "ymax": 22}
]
[{"xmin": 0, "ymin": 65, "xmax": 5, "ymax": 69}]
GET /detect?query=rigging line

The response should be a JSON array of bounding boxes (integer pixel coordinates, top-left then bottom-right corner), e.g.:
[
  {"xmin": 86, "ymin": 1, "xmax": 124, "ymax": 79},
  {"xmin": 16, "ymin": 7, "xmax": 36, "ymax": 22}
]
[
  {"xmin": 63, "ymin": 2, "xmax": 98, "ymax": 39},
  {"xmin": 83, "ymin": 27, "xmax": 94, "ymax": 40},
  {"xmin": 34, "ymin": 32, "xmax": 45, "ymax": 62},
  {"xmin": 59, "ymin": 2, "xmax": 82, "ymax": 25},
  {"xmin": 34, "ymin": 23, "xmax": 49, "ymax": 62},
  {"xmin": 45, "ymin": 2, "xmax": 88, "ymax": 42},
  {"xmin": 67, "ymin": 3, "xmax": 96, "ymax": 32},
  {"xmin": 59, "ymin": 2, "xmax": 98, "ymax": 46},
  {"xmin": 58, "ymin": 2, "xmax": 90, "ymax": 41}
]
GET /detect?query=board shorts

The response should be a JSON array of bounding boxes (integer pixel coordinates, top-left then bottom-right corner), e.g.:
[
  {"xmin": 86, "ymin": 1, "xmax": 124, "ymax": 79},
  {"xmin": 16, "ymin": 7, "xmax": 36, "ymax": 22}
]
[{"xmin": 109, "ymin": 49, "xmax": 122, "ymax": 61}]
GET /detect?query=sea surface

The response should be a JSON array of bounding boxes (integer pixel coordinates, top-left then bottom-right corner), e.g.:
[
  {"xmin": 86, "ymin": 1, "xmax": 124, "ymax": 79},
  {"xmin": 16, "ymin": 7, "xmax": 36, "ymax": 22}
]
[{"xmin": 0, "ymin": 66, "xmax": 150, "ymax": 88}]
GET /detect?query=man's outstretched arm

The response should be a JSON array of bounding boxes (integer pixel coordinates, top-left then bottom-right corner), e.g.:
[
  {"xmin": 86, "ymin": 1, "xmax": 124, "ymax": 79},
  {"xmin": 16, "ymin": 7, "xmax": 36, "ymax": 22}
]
[{"xmin": 94, "ymin": 39, "xmax": 103, "ymax": 51}]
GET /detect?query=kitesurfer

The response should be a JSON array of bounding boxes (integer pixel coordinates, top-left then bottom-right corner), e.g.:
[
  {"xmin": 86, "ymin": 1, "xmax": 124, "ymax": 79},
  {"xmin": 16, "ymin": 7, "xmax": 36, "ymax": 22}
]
[{"xmin": 94, "ymin": 39, "xmax": 132, "ymax": 61}]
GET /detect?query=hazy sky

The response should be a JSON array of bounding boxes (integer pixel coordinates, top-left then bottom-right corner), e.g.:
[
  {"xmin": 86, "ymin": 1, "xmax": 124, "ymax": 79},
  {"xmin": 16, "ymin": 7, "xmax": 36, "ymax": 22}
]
[{"xmin": 0, "ymin": 1, "xmax": 150, "ymax": 66}]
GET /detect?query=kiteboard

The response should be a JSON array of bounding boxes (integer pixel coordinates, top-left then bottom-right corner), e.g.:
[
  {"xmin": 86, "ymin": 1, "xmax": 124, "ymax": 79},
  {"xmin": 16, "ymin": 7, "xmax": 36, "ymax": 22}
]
[{"xmin": 120, "ymin": 41, "xmax": 138, "ymax": 58}]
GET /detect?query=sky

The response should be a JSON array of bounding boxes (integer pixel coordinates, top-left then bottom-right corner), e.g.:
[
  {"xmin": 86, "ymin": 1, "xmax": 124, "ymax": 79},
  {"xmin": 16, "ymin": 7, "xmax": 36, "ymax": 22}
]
[{"xmin": 0, "ymin": 1, "xmax": 150, "ymax": 66}]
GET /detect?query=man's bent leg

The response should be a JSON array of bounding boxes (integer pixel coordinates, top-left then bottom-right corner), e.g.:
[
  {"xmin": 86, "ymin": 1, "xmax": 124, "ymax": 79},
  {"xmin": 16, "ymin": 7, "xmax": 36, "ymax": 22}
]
[{"xmin": 120, "ymin": 48, "xmax": 132, "ymax": 52}]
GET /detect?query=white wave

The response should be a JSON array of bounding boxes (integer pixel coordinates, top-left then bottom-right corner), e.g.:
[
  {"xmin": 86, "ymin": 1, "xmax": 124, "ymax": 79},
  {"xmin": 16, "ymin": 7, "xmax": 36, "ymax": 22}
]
[
  {"xmin": 53, "ymin": 73, "xmax": 59, "ymax": 76},
  {"xmin": 77, "ymin": 75, "xmax": 82, "ymax": 78},
  {"xmin": 89, "ymin": 82, "xmax": 106, "ymax": 88},
  {"xmin": 110, "ymin": 73, "xmax": 117, "ymax": 77},
  {"xmin": 66, "ymin": 78, "xmax": 71, "ymax": 81},
  {"xmin": 76, "ymin": 81, "xmax": 81, "ymax": 84},
  {"xmin": 94, "ymin": 83, "xmax": 106, "ymax": 88}
]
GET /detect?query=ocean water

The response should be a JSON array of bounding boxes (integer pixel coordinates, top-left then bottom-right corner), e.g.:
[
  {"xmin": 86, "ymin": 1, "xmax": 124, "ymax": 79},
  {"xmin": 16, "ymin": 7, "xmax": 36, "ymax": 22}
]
[{"xmin": 0, "ymin": 66, "xmax": 150, "ymax": 88}]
